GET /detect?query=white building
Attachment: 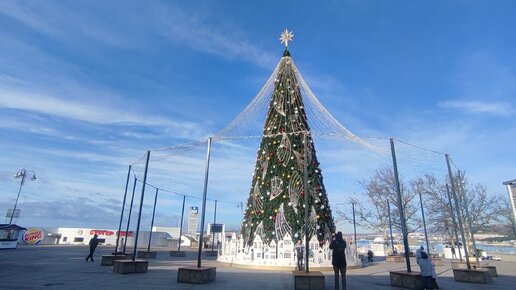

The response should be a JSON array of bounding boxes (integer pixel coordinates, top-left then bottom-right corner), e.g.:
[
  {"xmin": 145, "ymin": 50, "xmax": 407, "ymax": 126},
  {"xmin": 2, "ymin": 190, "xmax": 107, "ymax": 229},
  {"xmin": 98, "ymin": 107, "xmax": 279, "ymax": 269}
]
[
  {"xmin": 503, "ymin": 179, "xmax": 516, "ymax": 227},
  {"xmin": 17, "ymin": 226, "xmax": 190, "ymax": 248}
]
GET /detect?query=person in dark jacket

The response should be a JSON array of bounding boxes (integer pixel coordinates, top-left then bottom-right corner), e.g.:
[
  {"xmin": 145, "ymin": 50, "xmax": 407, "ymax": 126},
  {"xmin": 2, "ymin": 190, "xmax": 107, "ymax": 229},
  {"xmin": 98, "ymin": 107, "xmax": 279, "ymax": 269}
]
[
  {"xmin": 367, "ymin": 250, "xmax": 374, "ymax": 262},
  {"xmin": 329, "ymin": 232, "xmax": 347, "ymax": 290},
  {"xmin": 85, "ymin": 234, "xmax": 99, "ymax": 262}
]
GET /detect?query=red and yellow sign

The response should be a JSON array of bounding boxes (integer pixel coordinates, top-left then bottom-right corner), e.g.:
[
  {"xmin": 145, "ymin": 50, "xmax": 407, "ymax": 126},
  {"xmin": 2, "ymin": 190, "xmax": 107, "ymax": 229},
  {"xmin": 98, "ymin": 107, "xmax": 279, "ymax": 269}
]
[
  {"xmin": 89, "ymin": 229, "xmax": 114, "ymax": 236},
  {"xmin": 23, "ymin": 228, "xmax": 44, "ymax": 245}
]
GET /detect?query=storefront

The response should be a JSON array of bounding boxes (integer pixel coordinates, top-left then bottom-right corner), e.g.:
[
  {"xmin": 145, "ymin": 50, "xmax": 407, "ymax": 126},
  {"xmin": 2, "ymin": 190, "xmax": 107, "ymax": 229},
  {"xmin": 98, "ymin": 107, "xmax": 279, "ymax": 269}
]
[
  {"xmin": 55, "ymin": 228, "xmax": 133, "ymax": 245},
  {"xmin": 0, "ymin": 224, "xmax": 26, "ymax": 249},
  {"xmin": 17, "ymin": 227, "xmax": 184, "ymax": 248}
]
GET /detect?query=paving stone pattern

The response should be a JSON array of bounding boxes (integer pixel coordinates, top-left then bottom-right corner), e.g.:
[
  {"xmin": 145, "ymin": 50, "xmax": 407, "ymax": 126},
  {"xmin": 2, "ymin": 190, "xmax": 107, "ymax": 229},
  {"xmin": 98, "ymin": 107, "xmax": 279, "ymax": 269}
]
[{"xmin": 0, "ymin": 245, "xmax": 515, "ymax": 289}]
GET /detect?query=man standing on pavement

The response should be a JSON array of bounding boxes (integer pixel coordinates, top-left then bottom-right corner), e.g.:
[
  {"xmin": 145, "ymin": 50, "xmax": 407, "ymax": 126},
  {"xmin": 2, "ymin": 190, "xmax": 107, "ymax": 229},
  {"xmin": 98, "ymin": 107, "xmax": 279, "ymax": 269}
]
[
  {"xmin": 85, "ymin": 234, "xmax": 99, "ymax": 262},
  {"xmin": 330, "ymin": 232, "xmax": 347, "ymax": 290},
  {"xmin": 451, "ymin": 246, "xmax": 456, "ymax": 259}
]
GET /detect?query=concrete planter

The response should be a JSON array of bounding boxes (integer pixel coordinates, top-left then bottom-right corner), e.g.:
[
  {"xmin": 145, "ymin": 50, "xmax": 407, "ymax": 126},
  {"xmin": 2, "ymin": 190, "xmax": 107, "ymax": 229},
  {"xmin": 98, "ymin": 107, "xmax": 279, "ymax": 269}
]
[
  {"xmin": 169, "ymin": 250, "xmax": 186, "ymax": 257},
  {"xmin": 389, "ymin": 270, "xmax": 424, "ymax": 290},
  {"xmin": 293, "ymin": 271, "xmax": 325, "ymax": 290},
  {"xmin": 113, "ymin": 260, "xmax": 148, "ymax": 274},
  {"xmin": 453, "ymin": 269, "xmax": 493, "ymax": 284},
  {"xmin": 177, "ymin": 267, "xmax": 216, "ymax": 284},
  {"xmin": 451, "ymin": 261, "xmax": 468, "ymax": 269},
  {"xmin": 137, "ymin": 251, "xmax": 157, "ymax": 259},
  {"xmin": 478, "ymin": 266, "xmax": 497, "ymax": 277},
  {"xmin": 101, "ymin": 254, "xmax": 128, "ymax": 266}
]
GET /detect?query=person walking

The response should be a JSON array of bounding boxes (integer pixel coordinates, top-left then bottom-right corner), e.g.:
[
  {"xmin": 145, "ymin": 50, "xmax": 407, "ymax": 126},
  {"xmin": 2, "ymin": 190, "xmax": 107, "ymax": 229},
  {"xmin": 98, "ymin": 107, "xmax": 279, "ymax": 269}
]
[
  {"xmin": 419, "ymin": 252, "xmax": 439, "ymax": 289},
  {"xmin": 330, "ymin": 232, "xmax": 347, "ymax": 290},
  {"xmin": 450, "ymin": 246, "xmax": 456, "ymax": 259},
  {"xmin": 295, "ymin": 239, "xmax": 304, "ymax": 271},
  {"xmin": 416, "ymin": 245, "xmax": 425, "ymax": 265},
  {"xmin": 367, "ymin": 250, "xmax": 374, "ymax": 263},
  {"xmin": 85, "ymin": 234, "xmax": 99, "ymax": 262}
]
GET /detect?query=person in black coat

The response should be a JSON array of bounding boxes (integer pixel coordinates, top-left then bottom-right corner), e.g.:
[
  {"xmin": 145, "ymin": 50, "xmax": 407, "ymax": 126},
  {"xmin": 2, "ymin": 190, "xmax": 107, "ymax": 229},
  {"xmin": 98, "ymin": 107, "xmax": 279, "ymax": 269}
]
[
  {"xmin": 329, "ymin": 232, "xmax": 347, "ymax": 290},
  {"xmin": 367, "ymin": 250, "xmax": 374, "ymax": 262},
  {"xmin": 85, "ymin": 234, "xmax": 99, "ymax": 262}
]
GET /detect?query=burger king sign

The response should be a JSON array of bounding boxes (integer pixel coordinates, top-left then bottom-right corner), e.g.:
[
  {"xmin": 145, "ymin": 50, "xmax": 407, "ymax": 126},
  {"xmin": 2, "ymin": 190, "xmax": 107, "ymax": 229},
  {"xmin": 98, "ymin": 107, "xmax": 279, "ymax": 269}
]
[{"xmin": 23, "ymin": 228, "xmax": 44, "ymax": 245}]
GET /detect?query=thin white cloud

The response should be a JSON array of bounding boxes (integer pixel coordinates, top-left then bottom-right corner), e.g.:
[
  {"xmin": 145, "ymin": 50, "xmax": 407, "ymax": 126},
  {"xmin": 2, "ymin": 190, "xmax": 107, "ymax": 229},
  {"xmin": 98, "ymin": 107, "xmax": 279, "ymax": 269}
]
[
  {"xmin": 0, "ymin": 2, "xmax": 58, "ymax": 36},
  {"xmin": 0, "ymin": 87, "xmax": 208, "ymax": 141},
  {"xmin": 438, "ymin": 100, "xmax": 513, "ymax": 116},
  {"xmin": 0, "ymin": 1, "xmax": 137, "ymax": 49},
  {"xmin": 154, "ymin": 4, "xmax": 276, "ymax": 68},
  {"xmin": 0, "ymin": 90, "xmax": 167, "ymax": 125}
]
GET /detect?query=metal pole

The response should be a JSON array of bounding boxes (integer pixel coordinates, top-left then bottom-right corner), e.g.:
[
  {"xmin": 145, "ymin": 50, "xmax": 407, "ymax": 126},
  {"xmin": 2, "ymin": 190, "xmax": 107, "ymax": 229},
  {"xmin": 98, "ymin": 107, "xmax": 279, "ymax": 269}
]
[
  {"xmin": 178, "ymin": 195, "xmax": 186, "ymax": 251},
  {"xmin": 446, "ymin": 154, "xmax": 470, "ymax": 270},
  {"xmin": 446, "ymin": 183, "xmax": 462, "ymax": 261},
  {"xmin": 303, "ymin": 132, "xmax": 310, "ymax": 273},
  {"xmin": 9, "ymin": 174, "xmax": 26, "ymax": 224},
  {"xmin": 132, "ymin": 150, "xmax": 151, "ymax": 261},
  {"xmin": 390, "ymin": 138, "xmax": 411, "ymax": 272},
  {"xmin": 387, "ymin": 200, "xmax": 395, "ymax": 254},
  {"xmin": 352, "ymin": 202, "xmax": 358, "ymax": 256},
  {"xmin": 458, "ymin": 171, "xmax": 480, "ymax": 266},
  {"xmin": 418, "ymin": 191, "xmax": 430, "ymax": 255},
  {"xmin": 123, "ymin": 177, "xmax": 137, "ymax": 253},
  {"xmin": 211, "ymin": 200, "xmax": 218, "ymax": 252},
  {"xmin": 197, "ymin": 137, "xmax": 212, "ymax": 268},
  {"xmin": 115, "ymin": 165, "xmax": 131, "ymax": 255},
  {"xmin": 147, "ymin": 188, "xmax": 159, "ymax": 253}
]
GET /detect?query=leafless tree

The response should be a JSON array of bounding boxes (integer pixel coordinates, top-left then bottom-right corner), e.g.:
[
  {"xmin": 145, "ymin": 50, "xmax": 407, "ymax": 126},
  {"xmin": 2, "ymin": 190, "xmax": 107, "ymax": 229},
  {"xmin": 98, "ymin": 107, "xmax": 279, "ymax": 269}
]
[
  {"xmin": 415, "ymin": 173, "xmax": 503, "ymax": 245},
  {"xmin": 337, "ymin": 168, "xmax": 421, "ymax": 236},
  {"xmin": 495, "ymin": 195, "xmax": 516, "ymax": 239},
  {"xmin": 413, "ymin": 174, "xmax": 459, "ymax": 244},
  {"xmin": 456, "ymin": 180, "xmax": 500, "ymax": 236}
]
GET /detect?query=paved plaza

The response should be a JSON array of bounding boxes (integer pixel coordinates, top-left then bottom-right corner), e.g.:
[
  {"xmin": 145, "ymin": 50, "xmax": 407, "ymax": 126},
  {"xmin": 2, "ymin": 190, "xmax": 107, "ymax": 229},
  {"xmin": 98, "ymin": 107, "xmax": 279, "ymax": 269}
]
[{"xmin": 1, "ymin": 245, "xmax": 516, "ymax": 289}]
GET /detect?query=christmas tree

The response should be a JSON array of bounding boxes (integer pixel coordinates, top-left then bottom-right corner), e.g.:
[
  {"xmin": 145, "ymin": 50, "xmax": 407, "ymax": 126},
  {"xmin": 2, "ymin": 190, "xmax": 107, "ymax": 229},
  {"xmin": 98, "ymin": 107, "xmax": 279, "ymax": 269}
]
[{"xmin": 241, "ymin": 30, "xmax": 336, "ymax": 246}]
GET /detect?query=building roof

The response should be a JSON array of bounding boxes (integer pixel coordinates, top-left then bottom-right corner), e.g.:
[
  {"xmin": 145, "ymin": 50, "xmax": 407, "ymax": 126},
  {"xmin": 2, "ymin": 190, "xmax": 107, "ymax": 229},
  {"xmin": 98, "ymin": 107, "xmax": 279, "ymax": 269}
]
[
  {"xmin": 503, "ymin": 179, "xmax": 516, "ymax": 185},
  {"xmin": 0, "ymin": 224, "xmax": 27, "ymax": 231}
]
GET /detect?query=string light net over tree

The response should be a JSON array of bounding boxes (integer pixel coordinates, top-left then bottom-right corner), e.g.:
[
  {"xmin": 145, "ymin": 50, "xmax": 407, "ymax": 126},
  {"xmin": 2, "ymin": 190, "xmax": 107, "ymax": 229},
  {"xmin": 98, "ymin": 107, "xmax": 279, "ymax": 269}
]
[{"xmin": 241, "ymin": 30, "xmax": 336, "ymax": 246}]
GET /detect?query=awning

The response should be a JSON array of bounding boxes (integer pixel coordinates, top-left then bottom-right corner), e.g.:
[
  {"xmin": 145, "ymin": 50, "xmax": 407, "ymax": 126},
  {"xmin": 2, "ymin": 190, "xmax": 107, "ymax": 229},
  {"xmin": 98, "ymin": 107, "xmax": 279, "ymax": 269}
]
[{"xmin": 0, "ymin": 224, "xmax": 27, "ymax": 231}]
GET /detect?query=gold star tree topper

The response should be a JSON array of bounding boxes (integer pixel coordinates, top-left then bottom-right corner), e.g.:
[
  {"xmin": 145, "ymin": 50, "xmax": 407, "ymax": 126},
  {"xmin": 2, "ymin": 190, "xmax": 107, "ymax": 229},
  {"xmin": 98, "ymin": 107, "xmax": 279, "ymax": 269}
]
[{"xmin": 280, "ymin": 29, "xmax": 294, "ymax": 47}]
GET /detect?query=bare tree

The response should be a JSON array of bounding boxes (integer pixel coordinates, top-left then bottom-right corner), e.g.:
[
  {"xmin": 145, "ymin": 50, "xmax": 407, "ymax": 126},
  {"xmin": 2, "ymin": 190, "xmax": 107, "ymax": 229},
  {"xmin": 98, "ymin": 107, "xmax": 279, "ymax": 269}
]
[
  {"xmin": 337, "ymin": 168, "xmax": 421, "ymax": 236},
  {"xmin": 457, "ymin": 180, "xmax": 500, "ymax": 236},
  {"xmin": 497, "ymin": 196, "xmax": 516, "ymax": 239},
  {"xmin": 413, "ymin": 174, "xmax": 458, "ymax": 245}
]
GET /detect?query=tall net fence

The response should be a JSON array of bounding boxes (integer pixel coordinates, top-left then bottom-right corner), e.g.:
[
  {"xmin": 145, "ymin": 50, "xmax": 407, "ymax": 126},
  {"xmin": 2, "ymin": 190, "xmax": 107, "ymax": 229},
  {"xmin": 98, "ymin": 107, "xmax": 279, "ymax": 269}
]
[{"xmin": 120, "ymin": 54, "xmax": 469, "ymax": 258}]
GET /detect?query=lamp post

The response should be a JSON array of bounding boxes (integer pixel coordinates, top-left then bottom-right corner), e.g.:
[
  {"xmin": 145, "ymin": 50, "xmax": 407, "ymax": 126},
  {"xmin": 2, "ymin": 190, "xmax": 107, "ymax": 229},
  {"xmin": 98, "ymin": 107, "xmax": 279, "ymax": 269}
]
[{"xmin": 9, "ymin": 169, "xmax": 36, "ymax": 224}]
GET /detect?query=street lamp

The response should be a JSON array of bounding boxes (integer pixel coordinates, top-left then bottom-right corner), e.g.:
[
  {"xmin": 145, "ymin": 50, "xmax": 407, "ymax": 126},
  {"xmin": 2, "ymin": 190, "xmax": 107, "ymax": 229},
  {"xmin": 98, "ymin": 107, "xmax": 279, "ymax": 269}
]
[{"xmin": 9, "ymin": 169, "xmax": 36, "ymax": 224}]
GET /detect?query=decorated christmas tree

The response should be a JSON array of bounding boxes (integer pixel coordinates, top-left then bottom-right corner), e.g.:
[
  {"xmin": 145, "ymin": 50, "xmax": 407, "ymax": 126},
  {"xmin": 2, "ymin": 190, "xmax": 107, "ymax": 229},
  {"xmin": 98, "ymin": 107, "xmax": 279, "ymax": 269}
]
[{"xmin": 241, "ymin": 30, "xmax": 336, "ymax": 246}]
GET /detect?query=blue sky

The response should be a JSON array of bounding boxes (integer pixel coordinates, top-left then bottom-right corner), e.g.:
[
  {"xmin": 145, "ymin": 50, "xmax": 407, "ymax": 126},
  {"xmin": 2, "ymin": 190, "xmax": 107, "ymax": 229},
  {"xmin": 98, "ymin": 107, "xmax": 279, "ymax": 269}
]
[{"xmin": 0, "ymin": 1, "xmax": 514, "ymax": 231}]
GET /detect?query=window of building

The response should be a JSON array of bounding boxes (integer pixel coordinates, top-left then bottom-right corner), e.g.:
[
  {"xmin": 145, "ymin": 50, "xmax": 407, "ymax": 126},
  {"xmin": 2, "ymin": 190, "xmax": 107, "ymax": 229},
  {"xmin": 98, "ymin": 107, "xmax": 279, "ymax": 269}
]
[{"xmin": 74, "ymin": 237, "xmax": 84, "ymax": 243}]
